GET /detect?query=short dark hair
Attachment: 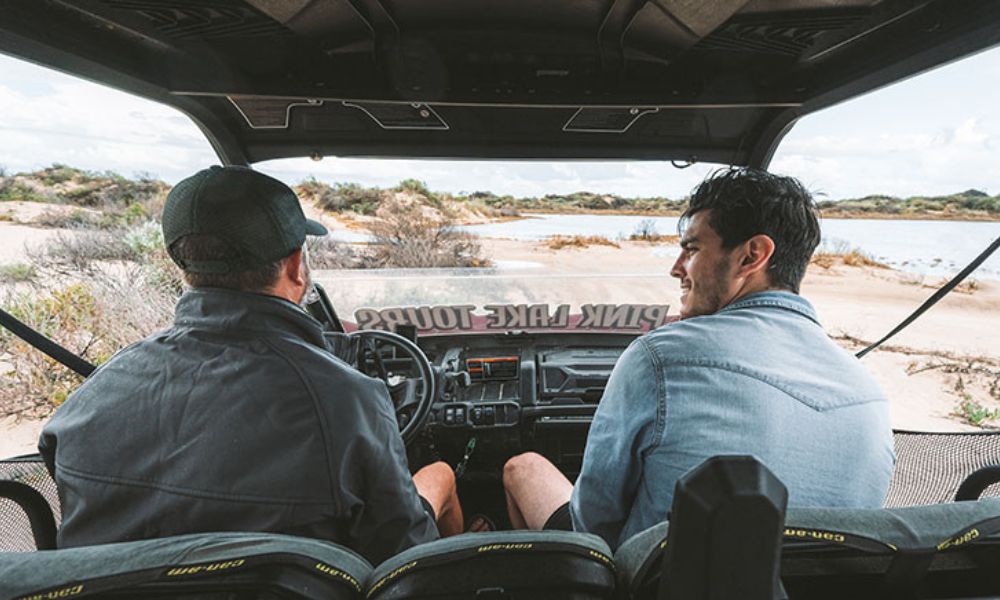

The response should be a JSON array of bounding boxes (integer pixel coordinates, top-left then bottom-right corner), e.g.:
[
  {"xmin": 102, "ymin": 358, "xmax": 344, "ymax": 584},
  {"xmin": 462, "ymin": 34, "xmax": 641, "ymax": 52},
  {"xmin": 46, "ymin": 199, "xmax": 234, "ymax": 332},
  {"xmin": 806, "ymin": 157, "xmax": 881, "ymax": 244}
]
[
  {"xmin": 681, "ymin": 168, "xmax": 821, "ymax": 293},
  {"xmin": 170, "ymin": 234, "xmax": 285, "ymax": 293}
]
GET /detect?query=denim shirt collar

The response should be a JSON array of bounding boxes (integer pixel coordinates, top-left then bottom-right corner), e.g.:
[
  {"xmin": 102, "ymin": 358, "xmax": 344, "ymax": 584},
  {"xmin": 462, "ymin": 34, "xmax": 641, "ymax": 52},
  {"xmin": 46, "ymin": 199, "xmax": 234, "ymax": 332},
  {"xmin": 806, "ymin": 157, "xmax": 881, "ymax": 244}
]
[{"xmin": 718, "ymin": 290, "xmax": 821, "ymax": 326}]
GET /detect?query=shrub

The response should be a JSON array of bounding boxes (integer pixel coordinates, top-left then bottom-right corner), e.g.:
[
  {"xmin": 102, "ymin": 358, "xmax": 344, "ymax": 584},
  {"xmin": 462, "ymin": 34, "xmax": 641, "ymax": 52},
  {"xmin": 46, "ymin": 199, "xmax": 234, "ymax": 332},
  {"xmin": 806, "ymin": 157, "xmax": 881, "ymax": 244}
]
[
  {"xmin": 42, "ymin": 230, "xmax": 139, "ymax": 268},
  {"xmin": 297, "ymin": 179, "xmax": 382, "ymax": 215},
  {"xmin": 631, "ymin": 218, "xmax": 658, "ymax": 240},
  {"xmin": 0, "ymin": 263, "xmax": 37, "ymax": 283},
  {"xmin": 35, "ymin": 208, "xmax": 98, "ymax": 229},
  {"xmin": 0, "ymin": 181, "xmax": 50, "ymax": 203},
  {"xmin": 57, "ymin": 178, "xmax": 166, "ymax": 210},
  {"xmin": 954, "ymin": 397, "xmax": 1000, "ymax": 427},
  {"xmin": 36, "ymin": 164, "xmax": 85, "ymax": 186},
  {"xmin": 627, "ymin": 219, "xmax": 679, "ymax": 243},
  {"xmin": 124, "ymin": 220, "xmax": 164, "ymax": 257},
  {"xmin": 842, "ymin": 249, "xmax": 888, "ymax": 268},
  {"xmin": 397, "ymin": 179, "xmax": 432, "ymax": 196},
  {"xmin": 810, "ymin": 243, "xmax": 888, "ymax": 270},
  {"xmin": 306, "ymin": 235, "xmax": 361, "ymax": 269},
  {"xmin": 365, "ymin": 199, "xmax": 488, "ymax": 268},
  {"xmin": 545, "ymin": 235, "xmax": 620, "ymax": 250},
  {"xmin": 0, "ymin": 271, "xmax": 176, "ymax": 417},
  {"xmin": 396, "ymin": 179, "xmax": 446, "ymax": 210}
]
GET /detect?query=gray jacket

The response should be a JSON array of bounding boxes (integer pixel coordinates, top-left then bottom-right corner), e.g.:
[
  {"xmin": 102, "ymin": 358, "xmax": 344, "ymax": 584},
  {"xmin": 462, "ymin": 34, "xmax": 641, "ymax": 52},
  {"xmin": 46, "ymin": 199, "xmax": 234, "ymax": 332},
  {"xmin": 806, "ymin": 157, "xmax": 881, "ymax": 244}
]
[{"xmin": 39, "ymin": 287, "xmax": 438, "ymax": 565}]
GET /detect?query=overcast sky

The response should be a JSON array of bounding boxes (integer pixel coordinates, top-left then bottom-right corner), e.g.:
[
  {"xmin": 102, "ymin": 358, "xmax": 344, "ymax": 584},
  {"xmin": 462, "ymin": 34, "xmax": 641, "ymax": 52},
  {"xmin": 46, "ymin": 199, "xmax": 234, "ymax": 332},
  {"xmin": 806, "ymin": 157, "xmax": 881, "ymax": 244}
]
[{"xmin": 1, "ymin": 45, "xmax": 998, "ymax": 200}]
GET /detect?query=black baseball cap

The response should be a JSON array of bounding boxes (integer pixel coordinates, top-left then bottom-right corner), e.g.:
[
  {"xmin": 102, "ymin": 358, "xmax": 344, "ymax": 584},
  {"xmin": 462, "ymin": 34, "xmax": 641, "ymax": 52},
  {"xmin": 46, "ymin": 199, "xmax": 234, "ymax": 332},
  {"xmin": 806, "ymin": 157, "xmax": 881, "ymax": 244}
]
[{"xmin": 162, "ymin": 166, "xmax": 327, "ymax": 273}]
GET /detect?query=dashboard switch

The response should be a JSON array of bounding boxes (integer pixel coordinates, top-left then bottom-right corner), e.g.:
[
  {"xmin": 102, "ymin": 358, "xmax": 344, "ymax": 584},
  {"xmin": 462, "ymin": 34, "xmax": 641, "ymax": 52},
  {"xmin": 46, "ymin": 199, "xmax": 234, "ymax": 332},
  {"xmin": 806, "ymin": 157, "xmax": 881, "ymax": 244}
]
[
  {"xmin": 455, "ymin": 407, "xmax": 467, "ymax": 424},
  {"xmin": 483, "ymin": 406, "xmax": 496, "ymax": 425},
  {"xmin": 471, "ymin": 407, "xmax": 483, "ymax": 425}
]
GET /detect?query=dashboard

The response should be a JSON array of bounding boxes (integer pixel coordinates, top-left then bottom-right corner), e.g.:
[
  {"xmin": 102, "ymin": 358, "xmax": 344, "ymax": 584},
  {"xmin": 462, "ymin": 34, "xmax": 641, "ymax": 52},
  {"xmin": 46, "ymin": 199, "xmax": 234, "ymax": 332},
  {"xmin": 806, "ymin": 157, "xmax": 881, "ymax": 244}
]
[{"xmin": 414, "ymin": 331, "xmax": 639, "ymax": 469}]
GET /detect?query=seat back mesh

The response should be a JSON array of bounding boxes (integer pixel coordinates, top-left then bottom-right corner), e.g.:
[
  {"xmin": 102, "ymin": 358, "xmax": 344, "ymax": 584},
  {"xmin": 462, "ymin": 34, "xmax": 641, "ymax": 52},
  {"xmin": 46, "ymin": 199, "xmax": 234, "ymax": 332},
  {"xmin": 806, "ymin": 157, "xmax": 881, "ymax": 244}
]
[
  {"xmin": 0, "ymin": 455, "xmax": 60, "ymax": 552},
  {"xmin": 886, "ymin": 430, "xmax": 1000, "ymax": 507},
  {"xmin": 3, "ymin": 434, "xmax": 1000, "ymax": 550}
]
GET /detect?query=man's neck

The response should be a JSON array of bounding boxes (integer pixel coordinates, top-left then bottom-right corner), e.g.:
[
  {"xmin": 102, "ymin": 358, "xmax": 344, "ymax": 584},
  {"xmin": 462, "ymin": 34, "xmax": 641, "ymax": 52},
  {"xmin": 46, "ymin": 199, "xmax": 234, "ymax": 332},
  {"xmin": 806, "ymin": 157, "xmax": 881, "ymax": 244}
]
[{"xmin": 727, "ymin": 278, "xmax": 794, "ymax": 308}]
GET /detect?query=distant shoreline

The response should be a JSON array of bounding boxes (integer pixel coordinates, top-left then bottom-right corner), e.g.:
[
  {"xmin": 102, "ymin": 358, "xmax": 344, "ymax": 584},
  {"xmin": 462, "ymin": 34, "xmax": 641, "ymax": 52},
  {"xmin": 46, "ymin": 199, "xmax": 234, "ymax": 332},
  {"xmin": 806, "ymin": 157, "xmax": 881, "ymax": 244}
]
[{"xmin": 505, "ymin": 208, "xmax": 999, "ymax": 222}]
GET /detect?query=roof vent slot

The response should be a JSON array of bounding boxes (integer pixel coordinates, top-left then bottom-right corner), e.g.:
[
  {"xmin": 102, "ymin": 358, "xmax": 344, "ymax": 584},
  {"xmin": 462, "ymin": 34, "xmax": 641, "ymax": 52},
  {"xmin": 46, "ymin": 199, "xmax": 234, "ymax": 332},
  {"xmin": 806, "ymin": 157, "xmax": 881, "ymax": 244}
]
[
  {"xmin": 563, "ymin": 107, "xmax": 659, "ymax": 133},
  {"xmin": 228, "ymin": 97, "xmax": 322, "ymax": 129},
  {"xmin": 343, "ymin": 102, "xmax": 449, "ymax": 130}
]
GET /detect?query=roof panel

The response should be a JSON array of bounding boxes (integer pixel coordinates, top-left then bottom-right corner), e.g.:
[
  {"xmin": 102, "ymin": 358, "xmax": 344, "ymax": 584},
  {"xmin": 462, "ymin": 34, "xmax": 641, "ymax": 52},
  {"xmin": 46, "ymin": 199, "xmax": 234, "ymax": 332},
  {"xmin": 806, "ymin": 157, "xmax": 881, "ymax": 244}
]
[{"xmin": 1, "ymin": 0, "xmax": 998, "ymax": 165}]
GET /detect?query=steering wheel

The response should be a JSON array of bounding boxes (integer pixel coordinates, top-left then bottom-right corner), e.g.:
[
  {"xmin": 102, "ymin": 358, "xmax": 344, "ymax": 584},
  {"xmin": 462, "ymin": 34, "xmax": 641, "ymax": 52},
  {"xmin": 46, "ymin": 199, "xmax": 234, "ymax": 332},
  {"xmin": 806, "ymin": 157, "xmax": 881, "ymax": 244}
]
[{"xmin": 345, "ymin": 330, "xmax": 436, "ymax": 445}]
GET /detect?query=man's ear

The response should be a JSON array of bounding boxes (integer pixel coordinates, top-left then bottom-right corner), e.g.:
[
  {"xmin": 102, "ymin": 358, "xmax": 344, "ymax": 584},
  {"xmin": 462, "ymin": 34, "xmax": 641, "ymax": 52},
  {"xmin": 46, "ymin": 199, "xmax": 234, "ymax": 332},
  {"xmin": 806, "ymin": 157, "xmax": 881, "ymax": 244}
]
[
  {"xmin": 739, "ymin": 234, "xmax": 775, "ymax": 276},
  {"xmin": 283, "ymin": 248, "xmax": 306, "ymax": 286}
]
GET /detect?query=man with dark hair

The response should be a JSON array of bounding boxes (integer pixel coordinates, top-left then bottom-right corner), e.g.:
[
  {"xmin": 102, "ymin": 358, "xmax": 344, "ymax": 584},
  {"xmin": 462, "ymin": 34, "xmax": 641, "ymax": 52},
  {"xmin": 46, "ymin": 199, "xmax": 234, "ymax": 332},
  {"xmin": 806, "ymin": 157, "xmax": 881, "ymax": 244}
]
[
  {"xmin": 40, "ymin": 166, "xmax": 462, "ymax": 565},
  {"xmin": 503, "ymin": 168, "xmax": 894, "ymax": 548}
]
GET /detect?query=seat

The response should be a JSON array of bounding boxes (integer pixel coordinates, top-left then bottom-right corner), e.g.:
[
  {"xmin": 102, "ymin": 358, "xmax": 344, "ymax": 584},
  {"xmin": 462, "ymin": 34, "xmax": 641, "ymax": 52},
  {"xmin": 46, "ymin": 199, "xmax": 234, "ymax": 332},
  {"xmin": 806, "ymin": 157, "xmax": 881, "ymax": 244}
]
[
  {"xmin": 0, "ymin": 531, "xmax": 373, "ymax": 599},
  {"xmin": 887, "ymin": 430, "xmax": 1000, "ymax": 506},
  {"xmin": 616, "ymin": 455, "xmax": 788, "ymax": 600},
  {"xmin": 367, "ymin": 530, "xmax": 616, "ymax": 600},
  {"xmin": 0, "ymin": 454, "xmax": 60, "ymax": 552},
  {"xmin": 617, "ymin": 499, "xmax": 1000, "ymax": 599}
]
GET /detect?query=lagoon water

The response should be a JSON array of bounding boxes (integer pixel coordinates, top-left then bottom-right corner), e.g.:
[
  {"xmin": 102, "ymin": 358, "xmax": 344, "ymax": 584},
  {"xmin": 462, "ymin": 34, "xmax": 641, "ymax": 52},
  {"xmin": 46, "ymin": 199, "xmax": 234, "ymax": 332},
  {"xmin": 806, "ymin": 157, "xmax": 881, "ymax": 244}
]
[{"xmin": 462, "ymin": 214, "xmax": 1000, "ymax": 280}]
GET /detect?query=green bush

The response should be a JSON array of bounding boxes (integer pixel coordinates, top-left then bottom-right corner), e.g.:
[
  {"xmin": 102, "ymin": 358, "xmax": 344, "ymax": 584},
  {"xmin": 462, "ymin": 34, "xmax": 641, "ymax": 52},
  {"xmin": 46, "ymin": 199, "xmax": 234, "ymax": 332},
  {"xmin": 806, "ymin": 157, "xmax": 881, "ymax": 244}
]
[
  {"xmin": 0, "ymin": 182, "xmax": 50, "ymax": 203},
  {"xmin": 0, "ymin": 263, "xmax": 37, "ymax": 283},
  {"xmin": 397, "ymin": 179, "xmax": 431, "ymax": 196},
  {"xmin": 297, "ymin": 179, "xmax": 383, "ymax": 215}
]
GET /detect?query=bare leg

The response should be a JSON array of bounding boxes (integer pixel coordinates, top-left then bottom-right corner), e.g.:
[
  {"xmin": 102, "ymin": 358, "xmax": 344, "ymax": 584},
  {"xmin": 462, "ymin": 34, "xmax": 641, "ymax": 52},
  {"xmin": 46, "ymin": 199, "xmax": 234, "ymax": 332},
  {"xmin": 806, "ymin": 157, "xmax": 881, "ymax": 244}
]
[
  {"xmin": 413, "ymin": 461, "xmax": 464, "ymax": 537},
  {"xmin": 503, "ymin": 452, "xmax": 573, "ymax": 530}
]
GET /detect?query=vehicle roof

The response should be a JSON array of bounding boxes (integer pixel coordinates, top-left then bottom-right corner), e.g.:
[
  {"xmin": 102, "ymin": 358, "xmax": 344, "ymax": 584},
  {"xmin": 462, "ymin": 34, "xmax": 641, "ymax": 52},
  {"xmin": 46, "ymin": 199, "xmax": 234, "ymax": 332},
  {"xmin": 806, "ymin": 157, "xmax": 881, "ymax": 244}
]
[{"xmin": 2, "ymin": 1, "xmax": 999, "ymax": 167}]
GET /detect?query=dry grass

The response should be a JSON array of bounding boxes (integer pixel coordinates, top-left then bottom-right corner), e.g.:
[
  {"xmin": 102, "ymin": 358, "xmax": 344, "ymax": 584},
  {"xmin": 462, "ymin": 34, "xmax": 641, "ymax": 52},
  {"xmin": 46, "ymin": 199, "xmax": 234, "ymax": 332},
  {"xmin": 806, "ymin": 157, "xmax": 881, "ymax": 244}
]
[
  {"xmin": 842, "ymin": 249, "xmax": 888, "ymax": 268},
  {"xmin": 915, "ymin": 277, "xmax": 980, "ymax": 295},
  {"xmin": 629, "ymin": 233, "xmax": 680, "ymax": 243},
  {"xmin": 0, "ymin": 268, "xmax": 176, "ymax": 418},
  {"xmin": 0, "ymin": 218, "xmax": 183, "ymax": 417},
  {"xmin": 811, "ymin": 247, "xmax": 888, "ymax": 270},
  {"xmin": 545, "ymin": 235, "xmax": 620, "ymax": 250},
  {"xmin": 951, "ymin": 279, "xmax": 980, "ymax": 295}
]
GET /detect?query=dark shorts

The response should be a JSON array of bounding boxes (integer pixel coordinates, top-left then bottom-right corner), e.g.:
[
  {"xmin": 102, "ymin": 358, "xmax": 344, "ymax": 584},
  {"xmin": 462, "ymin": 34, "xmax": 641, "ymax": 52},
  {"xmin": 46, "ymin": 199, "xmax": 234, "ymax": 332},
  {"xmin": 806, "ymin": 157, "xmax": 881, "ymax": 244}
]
[
  {"xmin": 419, "ymin": 494, "xmax": 435, "ymax": 519},
  {"xmin": 543, "ymin": 502, "xmax": 573, "ymax": 531}
]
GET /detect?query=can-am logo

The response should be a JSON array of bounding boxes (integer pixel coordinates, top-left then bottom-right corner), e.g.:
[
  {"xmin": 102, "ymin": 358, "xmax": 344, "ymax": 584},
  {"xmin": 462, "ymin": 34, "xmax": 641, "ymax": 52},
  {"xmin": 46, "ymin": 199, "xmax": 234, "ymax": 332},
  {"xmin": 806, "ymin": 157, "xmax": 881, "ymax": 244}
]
[{"xmin": 354, "ymin": 303, "xmax": 672, "ymax": 333}]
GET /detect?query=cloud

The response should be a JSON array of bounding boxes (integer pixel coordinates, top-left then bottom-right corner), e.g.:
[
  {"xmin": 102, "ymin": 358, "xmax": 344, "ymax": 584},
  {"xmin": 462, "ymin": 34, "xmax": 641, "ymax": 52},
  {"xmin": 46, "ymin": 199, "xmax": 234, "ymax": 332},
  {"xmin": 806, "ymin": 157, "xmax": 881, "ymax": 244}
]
[
  {"xmin": 3, "ymin": 46, "xmax": 1000, "ymax": 198},
  {"xmin": 0, "ymin": 56, "xmax": 216, "ymax": 181},
  {"xmin": 772, "ymin": 115, "xmax": 998, "ymax": 198}
]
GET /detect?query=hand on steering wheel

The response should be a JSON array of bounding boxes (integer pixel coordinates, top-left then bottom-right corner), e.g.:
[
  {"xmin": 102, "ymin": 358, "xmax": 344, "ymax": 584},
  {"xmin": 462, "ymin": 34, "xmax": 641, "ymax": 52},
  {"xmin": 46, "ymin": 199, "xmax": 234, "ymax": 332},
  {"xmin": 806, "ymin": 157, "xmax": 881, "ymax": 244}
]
[{"xmin": 343, "ymin": 330, "xmax": 436, "ymax": 445}]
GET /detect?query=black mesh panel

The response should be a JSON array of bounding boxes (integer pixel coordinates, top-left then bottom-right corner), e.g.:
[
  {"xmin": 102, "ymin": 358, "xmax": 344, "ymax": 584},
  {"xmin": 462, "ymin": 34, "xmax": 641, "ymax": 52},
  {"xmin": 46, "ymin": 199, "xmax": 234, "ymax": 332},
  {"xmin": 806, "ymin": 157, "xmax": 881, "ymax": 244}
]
[
  {"xmin": 886, "ymin": 431, "xmax": 1000, "ymax": 507},
  {"xmin": 0, "ymin": 456, "xmax": 61, "ymax": 552}
]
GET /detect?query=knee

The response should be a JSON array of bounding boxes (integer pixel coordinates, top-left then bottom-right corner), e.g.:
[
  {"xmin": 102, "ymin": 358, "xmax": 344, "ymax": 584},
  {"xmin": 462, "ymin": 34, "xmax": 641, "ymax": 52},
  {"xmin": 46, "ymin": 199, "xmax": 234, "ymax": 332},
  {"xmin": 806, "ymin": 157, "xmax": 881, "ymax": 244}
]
[
  {"xmin": 503, "ymin": 452, "xmax": 545, "ymax": 488},
  {"xmin": 427, "ymin": 460, "xmax": 457, "ymax": 491},
  {"xmin": 417, "ymin": 460, "xmax": 457, "ymax": 494}
]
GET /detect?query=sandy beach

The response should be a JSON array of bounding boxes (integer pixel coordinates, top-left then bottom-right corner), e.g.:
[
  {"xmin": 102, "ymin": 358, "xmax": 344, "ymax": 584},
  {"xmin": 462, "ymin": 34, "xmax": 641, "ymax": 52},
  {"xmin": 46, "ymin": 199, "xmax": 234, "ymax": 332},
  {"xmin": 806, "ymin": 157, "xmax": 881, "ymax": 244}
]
[{"xmin": 2, "ymin": 211, "xmax": 998, "ymax": 458}]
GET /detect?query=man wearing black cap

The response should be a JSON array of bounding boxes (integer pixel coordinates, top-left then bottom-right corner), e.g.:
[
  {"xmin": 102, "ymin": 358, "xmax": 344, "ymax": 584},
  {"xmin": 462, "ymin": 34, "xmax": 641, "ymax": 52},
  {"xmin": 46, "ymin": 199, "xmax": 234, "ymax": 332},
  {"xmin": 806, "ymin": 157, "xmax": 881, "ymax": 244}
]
[{"xmin": 39, "ymin": 166, "xmax": 461, "ymax": 565}]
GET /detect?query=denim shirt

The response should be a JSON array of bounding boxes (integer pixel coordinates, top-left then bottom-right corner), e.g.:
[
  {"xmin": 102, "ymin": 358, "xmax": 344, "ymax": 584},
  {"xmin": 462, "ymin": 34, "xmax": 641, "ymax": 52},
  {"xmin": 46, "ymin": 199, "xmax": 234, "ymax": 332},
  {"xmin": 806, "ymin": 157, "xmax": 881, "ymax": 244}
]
[{"xmin": 569, "ymin": 290, "xmax": 895, "ymax": 549}]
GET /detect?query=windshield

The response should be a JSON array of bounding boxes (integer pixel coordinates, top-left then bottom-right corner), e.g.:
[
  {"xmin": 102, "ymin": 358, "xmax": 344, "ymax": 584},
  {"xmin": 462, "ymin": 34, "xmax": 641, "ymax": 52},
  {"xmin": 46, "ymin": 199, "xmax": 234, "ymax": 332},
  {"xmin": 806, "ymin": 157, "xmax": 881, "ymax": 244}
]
[
  {"xmin": 315, "ymin": 267, "xmax": 676, "ymax": 334},
  {"xmin": 306, "ymin": 215, "xmax": 1000, "ymax": 337}
]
